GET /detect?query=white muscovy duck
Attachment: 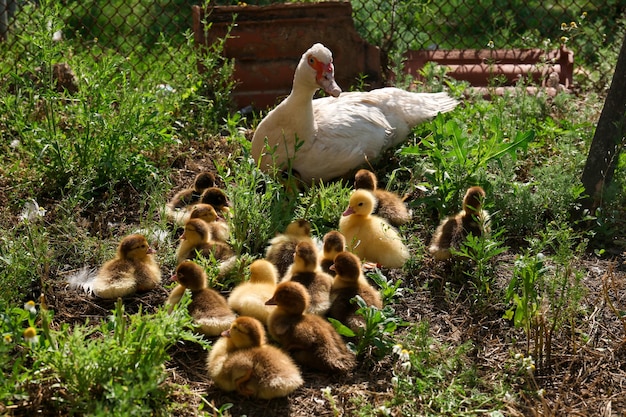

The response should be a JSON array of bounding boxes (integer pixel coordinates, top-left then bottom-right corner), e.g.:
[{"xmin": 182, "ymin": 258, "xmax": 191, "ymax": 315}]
[{"xmin": 251, "ymin": 43, "xmax": 459, "ymax": 185}]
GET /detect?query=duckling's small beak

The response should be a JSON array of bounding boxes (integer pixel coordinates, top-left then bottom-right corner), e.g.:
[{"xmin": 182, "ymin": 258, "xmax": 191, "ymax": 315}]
[
  {"xmin": 265, "ymin": 297, "xmax": 277, "ymax": 306},
  {"xmin": 170, "ymin": 274, "xmax": 178, "ymax": 282},
  {"xmin": 179, "ymin": 233, "xmax": 186, "ymax": 240},
  {"xmin": 147, "ymin": 247, "xmax": 156, "ymax": 254},
  {"xmin": 329, "ymin": 264, "xmax": 336, "ymax": 271},
  {"xmin": 342, "ymin": 207, "xmax": 355, "ymax": 216},
  {"xmin": 221, "ymin": 328, "xmax": 231, "ymax": 338}
]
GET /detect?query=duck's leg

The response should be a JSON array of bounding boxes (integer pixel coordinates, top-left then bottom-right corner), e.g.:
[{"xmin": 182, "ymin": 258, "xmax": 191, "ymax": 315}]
[{"xmin": 235, "ymin": 368, "xmax": 255, "ymax": 396}]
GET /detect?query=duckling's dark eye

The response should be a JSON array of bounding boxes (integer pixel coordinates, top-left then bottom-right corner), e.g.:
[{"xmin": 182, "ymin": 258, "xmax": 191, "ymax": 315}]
[
  {"xmin": 308, "ymin": 56, "xmax": 315, "ymax": 65},
  {"xmin": 358, "ymin": 202, "xmax": 364, "ymax": 207}
]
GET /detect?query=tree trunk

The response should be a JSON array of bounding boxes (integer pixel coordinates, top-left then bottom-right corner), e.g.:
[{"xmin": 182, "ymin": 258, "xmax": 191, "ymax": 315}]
[{"xmin": 580, "ymin": 33, "xmax": 626, "ymax": 214}]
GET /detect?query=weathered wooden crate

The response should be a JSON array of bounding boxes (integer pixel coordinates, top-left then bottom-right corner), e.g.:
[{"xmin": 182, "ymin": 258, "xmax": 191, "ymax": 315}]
[
  {"xmin": 403, "ymin": 47, "xmax": 574, "ymax": 95},
  {"xmin": 192, "ymin": 1, "xmax": 381, "ymax": 110}
]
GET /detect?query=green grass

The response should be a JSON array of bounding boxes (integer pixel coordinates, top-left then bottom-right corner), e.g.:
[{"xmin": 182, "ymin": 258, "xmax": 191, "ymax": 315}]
[{"xmin": 0, "ymin": 1, "xmax": 625, "ymax": 415}]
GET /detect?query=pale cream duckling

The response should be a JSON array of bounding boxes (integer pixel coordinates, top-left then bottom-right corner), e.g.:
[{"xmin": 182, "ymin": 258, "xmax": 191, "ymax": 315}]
[
  {"xmin": 429, "ymin": 186, "xmax": 490, "ymax": 261},
  {"xmin": 320, "ymin": 230, "xmax": 346, "ymax": 276},
  {"xmin": 265, "ymin": 219, "xmax": 316, "ymax": 279},
  {"xmin": 228, "ymin": 259, "xmax": 279, "ymax": 325},
  {"xmin": 281, "ymin": 241, "xmax": 332, "ymax": 316},
  {"xmin": 86, "ymin": 234, "xmax": 161, "ymax": 299},
  {"xmin": 265, "ymin": 281, "xmax": 356, "ymax": 373},
  {"xmin": 165, "ymin": 172, "xmax": 216, "ymax": 225},
  {"xmin": 354, "ymin": 169, "xmax": 411, "ymax": 227},
  {"xmin": 327, "ymin": 251, "xmax": 383, "ymax": 333},
  {"xmin": 207, "ymin": 316, "xmax": 303, "ymax": 399},
  {"xmin": 176, "ymin": 218, "xmax": 235, "ymax": 266},
  {"xmin": 339, "ymin": 189, "xmax": 410, "ymax": 268},
  {"xmin": 189, "ymin": 203, "xmax": 230, "ymax": 243},
  {"xmin": 168, "ymin": 260, "xmax": 236, "ymax": 336}
]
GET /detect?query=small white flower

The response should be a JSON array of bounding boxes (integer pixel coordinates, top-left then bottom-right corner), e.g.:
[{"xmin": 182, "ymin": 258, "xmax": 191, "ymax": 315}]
[
  {"xmin": 23, "ymin": 327, "xmax": 39, "ymax": 345},
  {"xmin": 537, "ymin": 388, "xmax": 545, "ymax": 397},
  {"xmin": 3, "ymin": 334, "xmax": 12, "ymax": 344},
  {"xmin": 392, "ymin": 344, "xmax": 403, "ymax": 355},
  {"xmin": 487, "ymin": 40, "xmax": 495, "ymax": 49},
  {"xmin": 320, "ymin": 386, "xmax": 332, "ymax": 396},
  {"xmin": 19, "ymin": 199, "xmax": 46, "ymax": 222},
  {"xmin": 376, "ymin": 405, "xmax": 392, "ymax": 416},
  {"xmin": 10, "ymin": 139, "xmax": 20, "ymax": 149},
  {"xmin": 391, "ymin": 376, "xmax": 399, "ymax": 386},
  {"xmin": 24, "ymin": 301, "xmax": 37, "ymax": 315},
  {"xmin": 400, "ymin": 360, "xmax": 411, "ymax": 372}
]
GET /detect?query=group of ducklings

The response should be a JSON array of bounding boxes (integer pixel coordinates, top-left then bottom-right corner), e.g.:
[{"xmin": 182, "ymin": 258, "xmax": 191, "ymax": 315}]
[{"xmin": 70, "ymin": 168, "xmax": 489, "ymax": 399}]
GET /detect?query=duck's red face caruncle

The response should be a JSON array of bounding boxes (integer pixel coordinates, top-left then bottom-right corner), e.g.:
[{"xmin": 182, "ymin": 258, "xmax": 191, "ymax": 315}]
[{"xmin": 308, "ymin": 54, "xmax": 341, "ymax": 97}]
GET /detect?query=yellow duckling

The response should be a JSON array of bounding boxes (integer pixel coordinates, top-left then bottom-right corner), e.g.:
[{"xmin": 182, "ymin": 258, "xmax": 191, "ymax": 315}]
[
  {"xmin": 265, "ymin": 281, "xmax": 356, "ymax": 374},
  {"xmin": 207, "ymin": 316, "xmax": 303, "ymax": 399},
  {"xmin": 354, "ymin": 169, "xmax": 411, "ymax": 227},
  {"xmin": 168, "ymin": 260, "xmax": 236, "ymax": 336},
  {"xmin": 281, "ymin": 241, "xmax": 332, "ymax": 316},
  {"xmin": 228, "ymin": 259, "xmax": 278, "ymax": 325},
  {"xmin": 429, "ymin": 186, "xmax": 491, "ymax": 261},
  {"xmin": 188, "ymin": 203, "xmax": 230, "ymax": 243},
  {"xmin": 165, "ymin": 172, "xmax": 216, "ymax": 225},
  {"xmin": 339, "ymin": 189, "xmax": 410, "ymax": 268},
  {"xmin": 176, "ymin": 218, "xmax": 235, "ymax": 266},
  {"xmin": 320, "ymin": 230, "xmax": 346, "ymax": 276},
  {"xmin": 265, "ymin": 219, "xmax": 316, "ymax": 279},
  {"xmin": 85, "ymin": 234, "xmax": 161, "ymax": 299},
  {"xmin": 328, "ymin": 251, "xmax": 383, "ymax": 332}
]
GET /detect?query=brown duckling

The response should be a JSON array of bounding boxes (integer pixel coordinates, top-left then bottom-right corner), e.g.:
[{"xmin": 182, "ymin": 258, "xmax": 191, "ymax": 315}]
[
  {"xmin": 327, "ymin": 251, "xmax": 383, "ymax": 332},
  {"xmin": 85, "ymin": 234, "xmax": 161, "ymax": 299},
  {"xmin": 265, "ymin": 219, "xmax": 316, "ymax": 279},
  {"xmin": 265, "ymin": 281, "xmax": 356, "ymax": 374},
  {"xmin": 168, "ymin": 260, "xmax": 236, "ymax": 336},
  {"xmin": 189, "ymin": 203, "xmax": 230, "ymax": 243},
  {"xmin": 165, "ymin": 172, "xmax": 216, "ymax": 224},
  {"xmin": 354, "ymin": 169, "xmax": 411, "ymax": 227},
  {"xmin": 320, "ymin": 230, "xmax": 346, "ymax": 276},
  {"xmin": 228, "ymin": 259, "xmax": 279, "ymax": 325},
  {"xmin": 429, "ymin": 186, "xmax": 490, "ymax": 261},
  {"xmin": 176, "ymin": 218, "xmax": 235, "ymax": 266},
  {"xmin": 207, "ymin": 316, "xmax": 303, "ymax": 399},
  {"xmin": 199, "ymin": 187, "xmax": 232, "ymax": 218},
  {"xmin": 339, "ymin": 189, "xmax": 410, "ymax": 268},
  {"xmin": 281, "ymin": 241, "xmax": 332, "ymax": 316}
]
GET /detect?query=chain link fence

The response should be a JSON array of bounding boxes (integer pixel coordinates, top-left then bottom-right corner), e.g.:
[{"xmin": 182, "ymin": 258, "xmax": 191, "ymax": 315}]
[{"xmin": 1, "ymin": 0, "xmax": 624, "ymax": 91}]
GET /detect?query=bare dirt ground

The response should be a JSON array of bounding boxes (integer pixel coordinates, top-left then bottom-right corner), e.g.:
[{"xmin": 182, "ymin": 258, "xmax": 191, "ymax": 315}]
[{"xmin": 34, "ymin": 137, "xmax": 626, "ymax": 417}]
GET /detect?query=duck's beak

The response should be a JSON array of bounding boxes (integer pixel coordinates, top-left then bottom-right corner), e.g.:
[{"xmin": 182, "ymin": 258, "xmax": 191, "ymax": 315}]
[
  {"xmin": 147, "ymin": 247, "xmax": 156, "ymax": 254},
  {"xmin": 170, "ymin": 274, "xmax": 178, "ymax": 282},
  {"xmin": 316, "ymin": 62, "xmax": 341, "ymax": 98},
  {"xmin": 329, "ymin": 264, "xmax": 336, "ymax": 271},
  {"xmin": 342, "ymin": 207, "xmax": 355, "ymax": 216},
  {"xmin": 179, "ymin": 233, "xmax": 186, "ymax": 240},
  {"xmin": 221, "ymin": 328, "xmax": 231, "ymax": 338},
  {"xmin": 265, "ymin": 296, "xmax": 277, "ymax": 306}
]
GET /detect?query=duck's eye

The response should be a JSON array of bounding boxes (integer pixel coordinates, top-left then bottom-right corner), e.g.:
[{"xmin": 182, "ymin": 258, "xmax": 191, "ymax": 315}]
[
  {"xmin": 358, "ymin": 202, "xmax": 364, "ymax": 207},
  {"xmin": 308, "ymin": 56, "xmax": 315, "ymax": 65}
]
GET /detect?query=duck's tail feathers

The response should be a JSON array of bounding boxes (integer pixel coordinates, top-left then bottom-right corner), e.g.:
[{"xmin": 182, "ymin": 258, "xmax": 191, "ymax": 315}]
[{"xmin": 66, "ymin": 266, "xmax": 98, "ymax": 295}]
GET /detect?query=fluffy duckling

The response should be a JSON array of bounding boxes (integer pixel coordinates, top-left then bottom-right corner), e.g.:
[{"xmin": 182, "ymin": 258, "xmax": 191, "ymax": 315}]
[
  {"xmin": 354, "ymin": 169, "xmax": 411, "ymax": 227},
  {"xmin": 429, "ymin": 186, "xmax": 490, "ymax": 261},
  {"xmin": 265, "ymin": 281, "xmax": 356, "ymax": 373},
  {"xmin": 176, "ymin": 218, "xmax": 235, "ymax": 266},
  {"xmin": 327, "ymin": 251, "xmax": 383, "ymax": 332},
  {"xmin": 281, "ymin": 241, "xmax": 332, "ymax": 316},
  {"xmin": 320, "ymin": 230, "xmax": 346, "ymax": 276},
  {"xmin": 168, "ymin": 260, "xmax": 236, "ymax": 336},
  {"xmin": 339, "ymin": 189, "xmax": 410, "ymax": 268},
  {"xmin": 165, "ymin": 172, "xmax": 216, "ymax": 224},
  {"xmin": 199, "ymin": 187, "xmax": 231, "ymax": 218},
  {"xmin": 228, "ymin": 259, "xmax": 279, "ymax": 325},
  {"xmin": 265, "ymin": 219, "xmax": 316, "ymax": 279},
  {"xmin": 82, "ymin": 234, "xmax": 161, "ymax": 299},
  {"xmin": 189, "ymin": 203, "xmax": 230, "ymax": 243},
  {"xmin": 207, "ymin": 316, "xmax": 303, "ymax": 399}
]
